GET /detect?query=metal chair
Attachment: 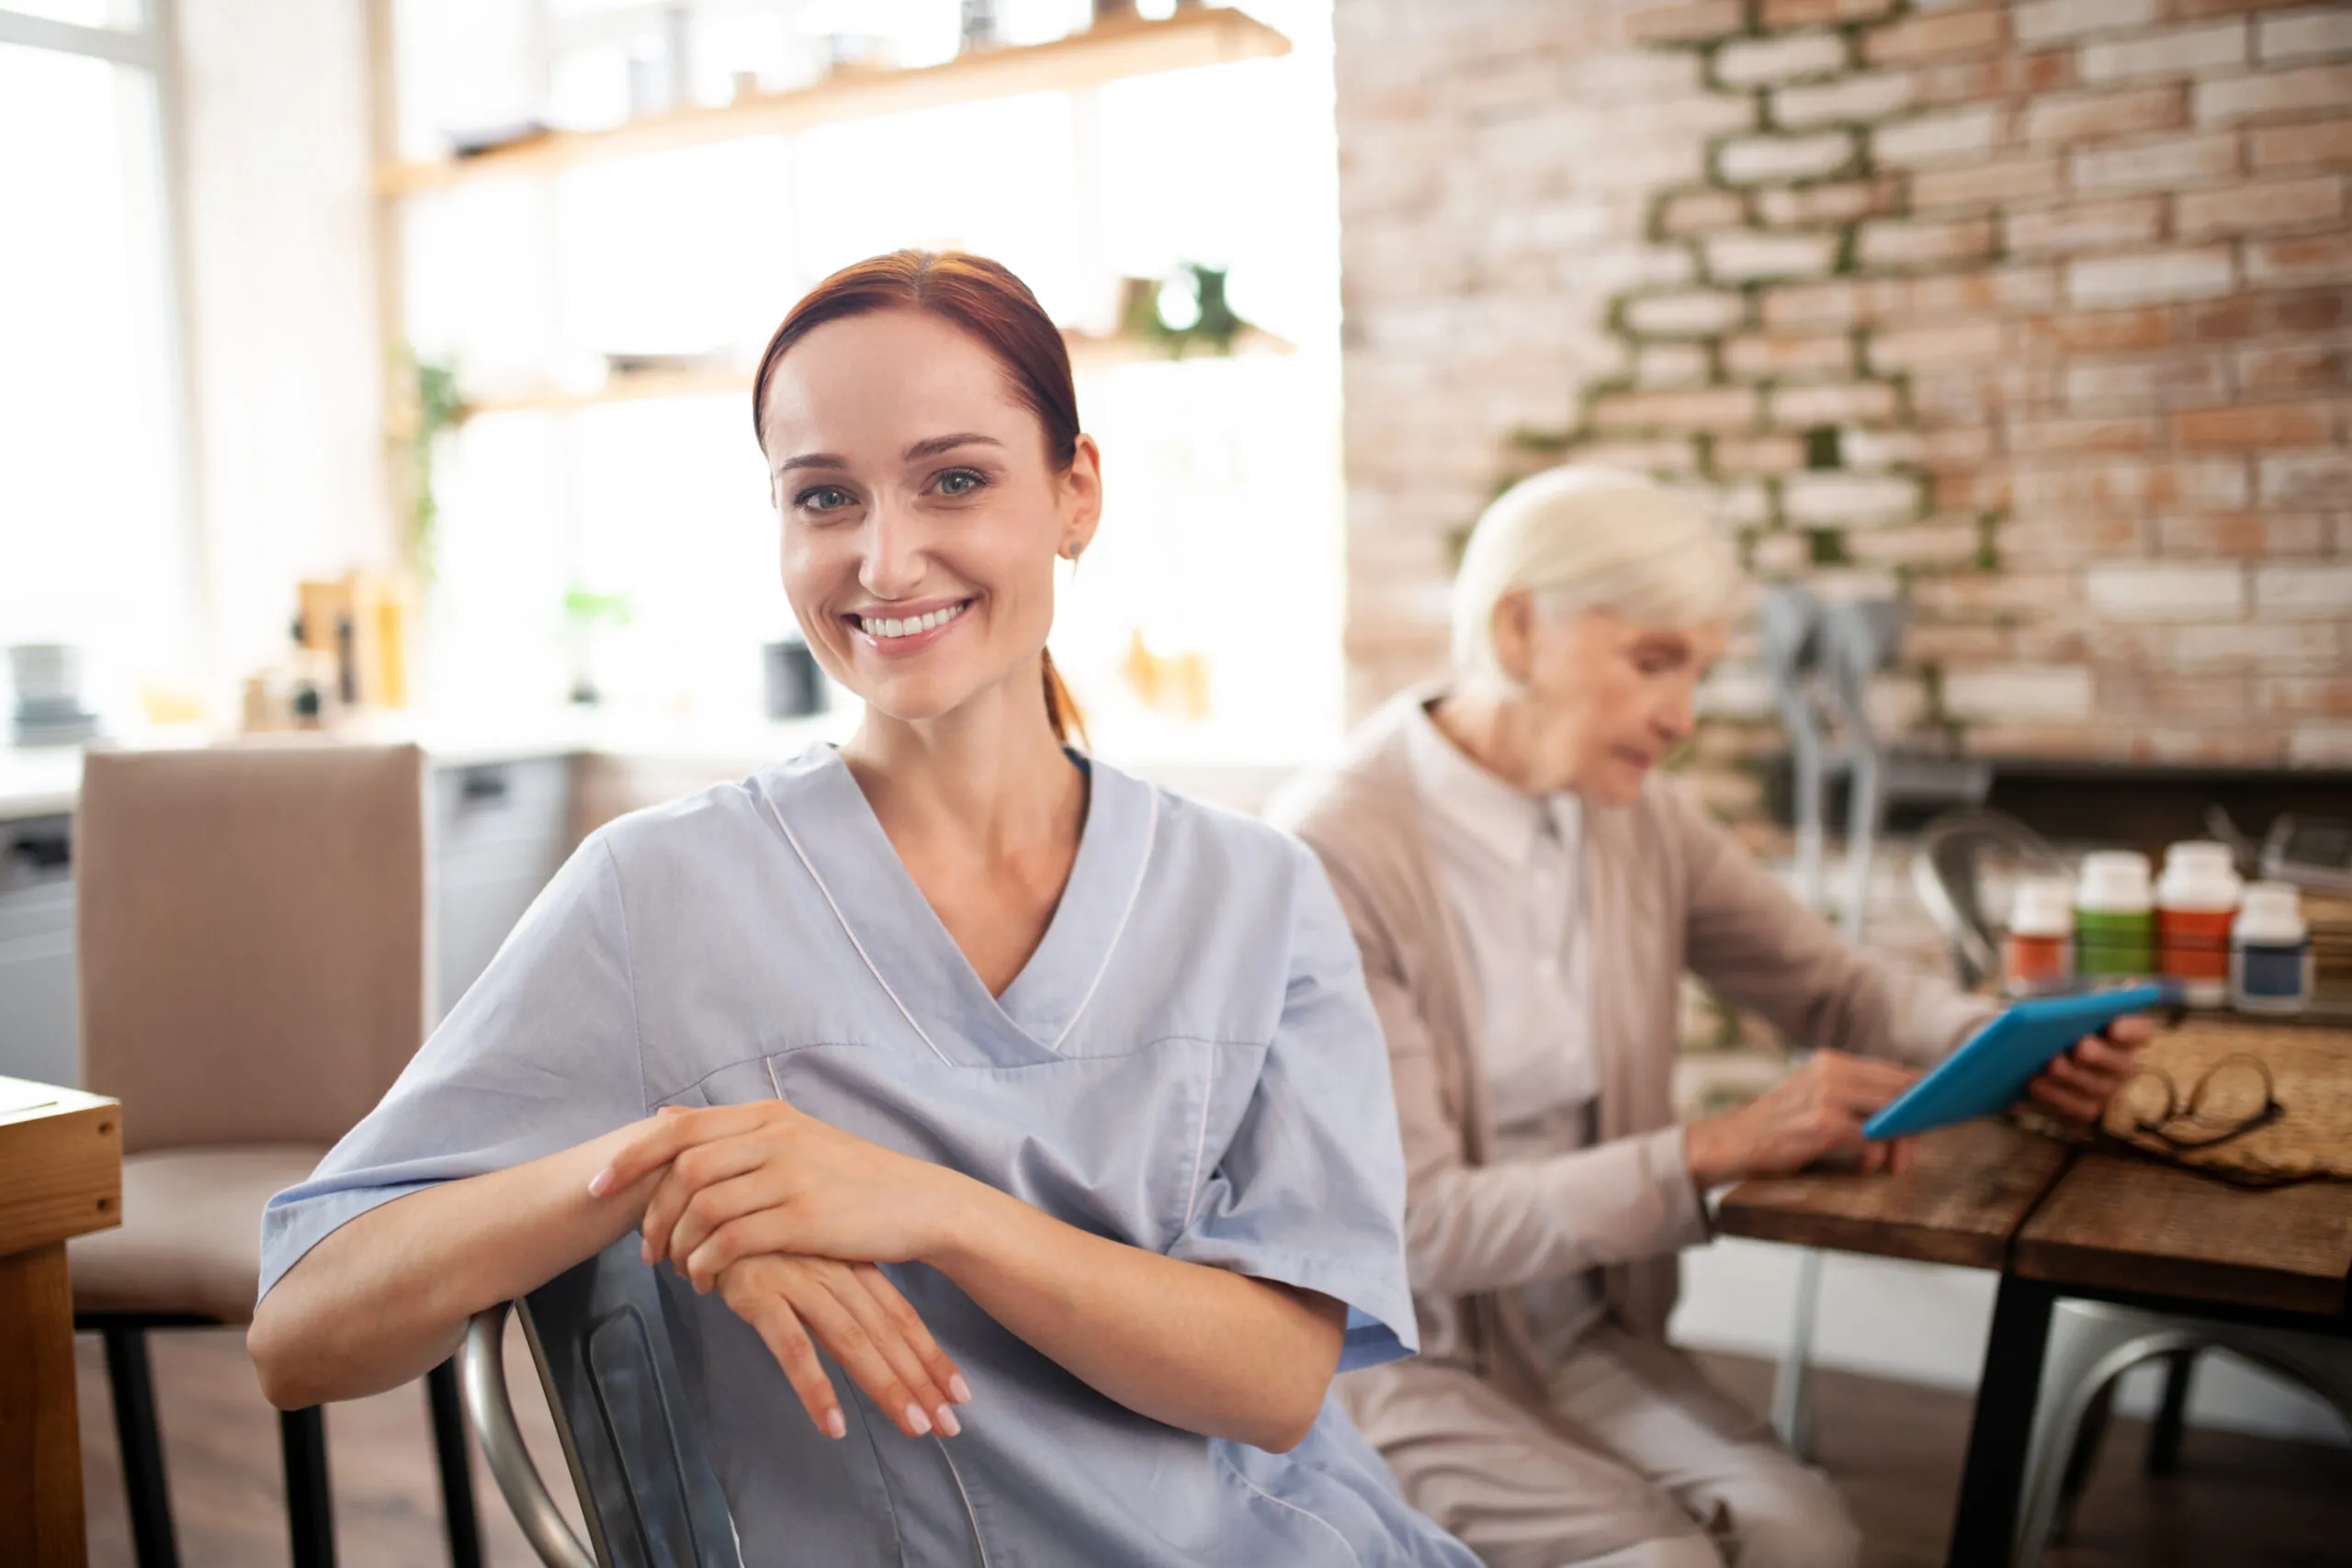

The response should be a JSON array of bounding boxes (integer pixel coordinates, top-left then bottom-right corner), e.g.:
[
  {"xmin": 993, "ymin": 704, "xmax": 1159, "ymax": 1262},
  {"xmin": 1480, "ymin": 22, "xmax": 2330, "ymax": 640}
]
[
  {"xmin": 2012, "ymin": 1301, "xmax": 2352, "ymax": 1565},
  {"xmin": 1908, "ymin": 808, "xmax": 2067, "ymax": 992},
  {"xmin": 461, "ymin": 1237, "xmax": 743, "ymax": 1568}
]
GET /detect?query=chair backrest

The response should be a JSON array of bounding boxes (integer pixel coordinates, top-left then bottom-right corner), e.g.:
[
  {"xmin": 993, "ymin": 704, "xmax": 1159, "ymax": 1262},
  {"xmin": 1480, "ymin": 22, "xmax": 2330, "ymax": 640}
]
[
  {"xmin": 464, "ymin": 1238, "xmax": 742, "ymax": 1568},
  {"xmin": 75, "ymin": 743, "xmax": 429, "ymax": 1153},
  {"xmin": 1909, "ymin": 807, "xmax": 2066, "ymax": 990}
]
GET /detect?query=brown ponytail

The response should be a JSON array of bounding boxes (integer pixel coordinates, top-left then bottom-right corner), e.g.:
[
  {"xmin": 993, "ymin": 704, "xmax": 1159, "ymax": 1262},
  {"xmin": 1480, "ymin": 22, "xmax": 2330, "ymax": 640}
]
[
  {"xmin": 1041, "ymin": 649, "xmax": 1086, "ymax": 749},
  {"xmin": 752, "ymin": 251, "xmax": 1090, "ymax": 750}
]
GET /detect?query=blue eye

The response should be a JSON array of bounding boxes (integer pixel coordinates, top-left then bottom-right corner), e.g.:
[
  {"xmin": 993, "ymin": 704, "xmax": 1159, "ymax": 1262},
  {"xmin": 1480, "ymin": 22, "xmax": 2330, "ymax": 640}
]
[
  {"xmin": 935, "ymin": 468, "xmax": 985, "ymax": 497},
  {"xmin": 796, "ymin": 485, "xmax": 854, "ymax": 512}
]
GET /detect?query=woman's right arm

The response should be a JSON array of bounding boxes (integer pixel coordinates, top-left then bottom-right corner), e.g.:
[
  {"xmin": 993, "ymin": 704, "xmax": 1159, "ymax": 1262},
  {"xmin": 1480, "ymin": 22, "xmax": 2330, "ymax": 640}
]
[{"xmin": 248, "ymin": 1121, "xmax": 660, "ymax": 1409}]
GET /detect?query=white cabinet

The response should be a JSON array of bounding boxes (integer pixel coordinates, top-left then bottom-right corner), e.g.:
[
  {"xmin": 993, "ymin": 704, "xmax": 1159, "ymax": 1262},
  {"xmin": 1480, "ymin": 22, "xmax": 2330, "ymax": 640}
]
[{"xmin": 0, "ymin": 815, "xmax": 77, "ymax": 1088}]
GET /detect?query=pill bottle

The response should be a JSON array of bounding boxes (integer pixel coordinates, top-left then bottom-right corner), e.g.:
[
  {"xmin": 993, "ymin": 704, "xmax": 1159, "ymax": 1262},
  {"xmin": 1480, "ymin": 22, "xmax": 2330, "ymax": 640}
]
[
  {"xmin": 2004, "ymin": 877, "xmax": 2075, "ymax": 997},
  {"xmin": 2231, "ymin": 881, "xmax": 2312, "ymax": 1016},
  {"xmin": 2075, "ymin": 851, "xmax": 2154, "ymax": 980},
  {"xmin": 2155, "ymin": 840, "xmax": 2242, "ymax": 1008}
]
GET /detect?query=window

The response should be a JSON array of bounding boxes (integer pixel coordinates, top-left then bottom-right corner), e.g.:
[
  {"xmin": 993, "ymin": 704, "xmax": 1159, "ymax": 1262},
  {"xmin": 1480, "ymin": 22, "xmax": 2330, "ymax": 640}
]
[
  {"xmin": 0, "ymin": 3, "xmax": 197, "ymax": 729},
  {"xmin": 390, "ymin": 0, "xmax": 1342, "ymax": 765}
]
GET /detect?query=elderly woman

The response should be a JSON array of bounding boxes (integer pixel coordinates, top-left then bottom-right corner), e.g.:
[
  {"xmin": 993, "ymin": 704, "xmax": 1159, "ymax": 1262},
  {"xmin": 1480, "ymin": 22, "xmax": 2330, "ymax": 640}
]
[{"xmin": 1273, "ymin": 467, "xmax": 2146, "ymax": 1568}]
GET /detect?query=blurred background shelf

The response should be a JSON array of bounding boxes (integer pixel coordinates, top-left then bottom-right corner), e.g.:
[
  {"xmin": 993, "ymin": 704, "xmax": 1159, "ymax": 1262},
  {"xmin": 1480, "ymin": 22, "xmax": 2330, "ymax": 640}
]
[
  {"xmin": 459, "ymin": 326, "xmax": 1298, "ymax": 415},
  {"xmin": 377, "ymin": 6, "xmax": 1292, "ymax": 197}
]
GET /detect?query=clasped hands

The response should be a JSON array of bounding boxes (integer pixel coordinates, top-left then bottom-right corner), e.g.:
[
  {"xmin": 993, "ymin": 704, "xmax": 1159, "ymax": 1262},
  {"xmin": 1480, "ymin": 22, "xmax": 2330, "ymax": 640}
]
[
  {"xmin": 1684, "ymin": 1016, "xmax": 2154, "ymax": 1187},
  {"xmin": 587, "ymin": 1100, "xmax": 969, "ymax": 1442}
]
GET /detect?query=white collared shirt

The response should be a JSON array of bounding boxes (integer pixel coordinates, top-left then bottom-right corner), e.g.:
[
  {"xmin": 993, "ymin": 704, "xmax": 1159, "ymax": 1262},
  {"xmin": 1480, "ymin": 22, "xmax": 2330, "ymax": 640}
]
[{"xmin": 1404, "ymin": 701, "xmax": 1599, "ymax": 1129}]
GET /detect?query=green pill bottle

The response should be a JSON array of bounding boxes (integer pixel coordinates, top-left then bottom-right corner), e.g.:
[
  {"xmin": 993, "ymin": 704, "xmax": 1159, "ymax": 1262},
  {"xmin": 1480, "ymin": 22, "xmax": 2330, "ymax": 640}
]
[{"xmin": 2075, "ymin": 850, "xmax": 2154, "ymax": 979}]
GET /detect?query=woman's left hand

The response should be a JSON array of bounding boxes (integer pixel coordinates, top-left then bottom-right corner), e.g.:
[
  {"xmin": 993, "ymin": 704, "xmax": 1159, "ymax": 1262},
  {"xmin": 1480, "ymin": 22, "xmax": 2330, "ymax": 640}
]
[
  {"xmin": 2024, "ymin": 1013, "xmax": 2155, "ymax": 1124},
  {"xmin": 590, "ymin": 1100, "xmax": 956, "ymax": 1291}
]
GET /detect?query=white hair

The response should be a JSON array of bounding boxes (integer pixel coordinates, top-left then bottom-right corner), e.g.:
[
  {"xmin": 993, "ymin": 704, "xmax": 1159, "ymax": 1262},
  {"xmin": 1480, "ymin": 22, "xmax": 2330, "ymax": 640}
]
[{"xmin": 1449, "ymin": 465, "xmax": 1753, "ymax": 688}]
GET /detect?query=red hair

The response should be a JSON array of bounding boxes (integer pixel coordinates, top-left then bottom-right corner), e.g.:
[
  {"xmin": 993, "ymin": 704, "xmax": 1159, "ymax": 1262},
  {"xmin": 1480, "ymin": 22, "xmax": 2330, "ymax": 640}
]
[{"xmin": 752, "ymin": 251, "xmax": 1086, "ymax": 745}]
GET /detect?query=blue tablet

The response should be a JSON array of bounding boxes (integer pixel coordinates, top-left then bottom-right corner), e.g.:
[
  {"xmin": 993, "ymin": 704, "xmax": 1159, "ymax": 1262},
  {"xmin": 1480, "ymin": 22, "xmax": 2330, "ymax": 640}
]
[{"xmin": 1863, "ymin": 983, "xmax": 2173, "ymax": 1140}]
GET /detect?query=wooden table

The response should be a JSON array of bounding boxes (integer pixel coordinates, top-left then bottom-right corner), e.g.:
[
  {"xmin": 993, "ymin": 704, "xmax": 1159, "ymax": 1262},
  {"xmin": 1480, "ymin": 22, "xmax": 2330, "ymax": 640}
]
[
  {"xmin": 0, "ymin": 1076, "xmax": 124, "ymax": 1568},
  {"xmin": 1717, "ymin": 1089, "xmax": 2352, "ymax": 1568}
]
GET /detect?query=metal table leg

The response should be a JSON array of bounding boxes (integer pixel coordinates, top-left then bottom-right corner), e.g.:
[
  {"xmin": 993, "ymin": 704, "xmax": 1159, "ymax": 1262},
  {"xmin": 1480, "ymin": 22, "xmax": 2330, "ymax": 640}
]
[{"xmin": 1948, "ymin": 1273, "xmax": 2056, "ymax": 1568}]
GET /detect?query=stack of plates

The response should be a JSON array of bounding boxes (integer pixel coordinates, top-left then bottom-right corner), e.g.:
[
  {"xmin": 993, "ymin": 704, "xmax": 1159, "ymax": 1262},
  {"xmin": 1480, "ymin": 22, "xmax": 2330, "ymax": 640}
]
[{"xmin": 12, "ymin": 697, "xmax": 98, "ymax": 747}]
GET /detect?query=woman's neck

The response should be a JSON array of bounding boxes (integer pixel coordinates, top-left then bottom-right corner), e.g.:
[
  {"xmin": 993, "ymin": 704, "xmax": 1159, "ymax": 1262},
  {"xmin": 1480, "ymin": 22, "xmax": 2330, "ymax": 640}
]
[
  {"xmin": 1429, "ymin": 686, "xmax": 1565, "ymax": 798},
  {"xmin": 840, "ymin": 671, "xmax": 1083, "ymax": 864}
]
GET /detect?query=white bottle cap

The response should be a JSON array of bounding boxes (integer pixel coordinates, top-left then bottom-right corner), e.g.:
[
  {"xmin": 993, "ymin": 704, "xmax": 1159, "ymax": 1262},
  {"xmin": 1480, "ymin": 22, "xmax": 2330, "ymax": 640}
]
[
  {"xmin": 2234, "ymin": 881, "xmax": 2306, "ymax": 941},
  {"xmin": 2156, "ymin": 840, "xmax": 2243, "ymax": 911},
  {"xmin": 2075, "ymin": 851, "xmax": 2152, "ymax": 912},
  {"xmin": 2009, "ymin": 877, "xmax": 2075, "ymax": 935}
]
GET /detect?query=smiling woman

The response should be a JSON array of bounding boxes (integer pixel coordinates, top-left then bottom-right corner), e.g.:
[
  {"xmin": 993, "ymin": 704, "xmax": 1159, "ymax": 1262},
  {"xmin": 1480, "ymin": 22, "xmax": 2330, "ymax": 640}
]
[
  {"xmin": 246, "ymin": 253, "xmax": 1479, "ymax": 1566},
  {"xmin": 752, "ymin": 250, "xmax": 1092, "ymax": 745}
]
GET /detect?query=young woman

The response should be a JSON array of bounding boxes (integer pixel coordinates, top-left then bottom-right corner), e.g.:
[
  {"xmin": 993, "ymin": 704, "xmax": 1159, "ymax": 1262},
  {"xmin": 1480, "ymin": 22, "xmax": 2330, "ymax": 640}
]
[
  {"xmin": 250, "ymin": 252, "xmax": 1476, "ymax": 1567},
  {"xmin": 1273, "ymin": 466, "xmax": 2149, "ymax": 1568}
]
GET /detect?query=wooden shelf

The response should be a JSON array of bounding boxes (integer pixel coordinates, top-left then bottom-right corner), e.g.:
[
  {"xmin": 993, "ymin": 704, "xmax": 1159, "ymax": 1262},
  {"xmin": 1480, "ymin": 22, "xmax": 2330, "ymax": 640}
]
[
  {"xmin": 462, "ymin": 327, "xmax": 1295, "ymax": 415},
  {"xmin": 379, "ymin": 7, "xmax": 1291, "ymax": 197}
]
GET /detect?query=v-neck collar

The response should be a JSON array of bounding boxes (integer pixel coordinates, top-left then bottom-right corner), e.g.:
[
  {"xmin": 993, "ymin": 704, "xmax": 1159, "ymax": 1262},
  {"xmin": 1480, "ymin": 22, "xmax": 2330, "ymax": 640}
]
[{"xmin": 752, "ymin": 745, "xmax": 1157, "ymax": 1066}]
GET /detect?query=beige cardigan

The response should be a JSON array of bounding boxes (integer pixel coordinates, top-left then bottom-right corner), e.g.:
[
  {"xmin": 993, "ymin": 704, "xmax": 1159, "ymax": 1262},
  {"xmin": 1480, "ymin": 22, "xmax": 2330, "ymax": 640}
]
[{"xmin": 1272, "ymin": 692, "xmax": 1995, "ymax": 1413}]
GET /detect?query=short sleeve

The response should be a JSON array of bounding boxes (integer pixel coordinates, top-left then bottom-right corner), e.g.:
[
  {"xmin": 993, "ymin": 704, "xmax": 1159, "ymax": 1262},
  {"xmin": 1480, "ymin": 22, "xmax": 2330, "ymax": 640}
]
[
  {"xmin": 256, "ymin": 832, "xmax": 649, "ymax": 1303},
  {"xmin": 1166, "ymin": 842, "xmax": 1418, "ymax": 1372}
]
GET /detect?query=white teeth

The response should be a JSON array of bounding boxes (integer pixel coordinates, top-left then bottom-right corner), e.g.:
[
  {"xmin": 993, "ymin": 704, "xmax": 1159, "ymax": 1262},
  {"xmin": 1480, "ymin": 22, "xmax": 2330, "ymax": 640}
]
[{"xmin": 858, "ymin": 602, "xmax": 966, "ymax": 639}]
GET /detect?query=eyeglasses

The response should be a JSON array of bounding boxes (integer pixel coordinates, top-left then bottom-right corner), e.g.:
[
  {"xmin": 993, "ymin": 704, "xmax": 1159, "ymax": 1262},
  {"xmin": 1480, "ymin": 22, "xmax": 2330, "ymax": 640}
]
[{"xmin": 2119, "ymin": 1053, "xmax": 2283, "ymax": 1152}]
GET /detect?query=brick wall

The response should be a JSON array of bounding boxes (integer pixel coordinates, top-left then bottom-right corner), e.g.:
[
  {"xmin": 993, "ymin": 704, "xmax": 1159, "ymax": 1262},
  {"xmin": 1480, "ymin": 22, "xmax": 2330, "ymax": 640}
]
[{"xmin": 1335, "ymin": 0, "xmax": 2352, "ymax": 798}]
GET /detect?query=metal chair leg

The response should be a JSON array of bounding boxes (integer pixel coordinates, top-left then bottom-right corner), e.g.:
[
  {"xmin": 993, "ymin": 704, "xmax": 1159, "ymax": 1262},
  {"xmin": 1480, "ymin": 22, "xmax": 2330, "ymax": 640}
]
[
  {"xmin": 2050, "ymin": 1375, "xmax": 2116, "ymax": 1544},
  {"xmin": 2143, "ymin": 1348, "xmax": 2197, "ymax": 1476},
  {"xmin": 279, "ymin": 1404, "xmax": 336, "ymax": 1568},
  {"xmin": 102, "ymin": 1325, "xmax": 181, "ymax": 1568},
  {"xmin": 428, "ymin": 1357, "xmax": 485, "ymax": 1568}
]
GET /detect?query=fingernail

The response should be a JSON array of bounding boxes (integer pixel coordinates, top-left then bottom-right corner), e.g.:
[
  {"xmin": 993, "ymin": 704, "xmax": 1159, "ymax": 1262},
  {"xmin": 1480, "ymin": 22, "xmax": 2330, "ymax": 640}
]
[
  {"xmin": 587, "ymin": 1167, "xmax": 613, "ymax": 1197},
  {"xmin": 639, "ymin": 1241, "xmax": 653, "ymax": 1265},
  {"xmin": 934, "ymin": 1404, "xmax": 961, "ymax": 1438},
  {"xmin": 824, "ymin": 1409, "xmax": 846, "ymax": 1440},
  {"xmin": 905, "ymin": 1403, "xmax": 932, "ymax": 1436},
  {"xmin": 948, "ymin": 1374, "xmax": 972, "ymax": 1404}
]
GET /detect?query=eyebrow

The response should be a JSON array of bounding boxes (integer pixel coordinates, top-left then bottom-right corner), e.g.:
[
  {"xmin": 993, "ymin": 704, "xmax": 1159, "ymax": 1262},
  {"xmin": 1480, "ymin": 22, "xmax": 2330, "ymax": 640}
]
[{"xmin": 774, "ymin": 433, "xmax": 1003, "ymax": 477}]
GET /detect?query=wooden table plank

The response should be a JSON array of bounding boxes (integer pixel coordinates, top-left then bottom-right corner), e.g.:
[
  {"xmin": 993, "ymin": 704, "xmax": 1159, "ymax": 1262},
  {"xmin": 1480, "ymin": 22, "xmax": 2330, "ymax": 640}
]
[
  {"xmin": 2016, "ymin": 1152, "xmax": 2352, "ymax": 1317},
  {"xmin": 0, "ymin": 1077, "xmax": 122, "ymax": 1257},
  {"xmin": 1714, "ymin": 1117, "xmax": 2072, "ymax": 1269}
]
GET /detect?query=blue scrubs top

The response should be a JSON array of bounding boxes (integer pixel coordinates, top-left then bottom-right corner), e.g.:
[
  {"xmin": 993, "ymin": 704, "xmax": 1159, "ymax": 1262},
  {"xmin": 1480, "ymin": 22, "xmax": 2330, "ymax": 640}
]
[{"xmin": 261, "ymin": 746, "xmax": 1476, "ymax": 1567}]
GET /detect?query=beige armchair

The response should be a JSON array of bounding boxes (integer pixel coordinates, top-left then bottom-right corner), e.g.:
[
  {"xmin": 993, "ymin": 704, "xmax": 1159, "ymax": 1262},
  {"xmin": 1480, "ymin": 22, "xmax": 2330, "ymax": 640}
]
[{"xmin": 70, "ymin": 742, "xmax": 480, "ymax": 1568}]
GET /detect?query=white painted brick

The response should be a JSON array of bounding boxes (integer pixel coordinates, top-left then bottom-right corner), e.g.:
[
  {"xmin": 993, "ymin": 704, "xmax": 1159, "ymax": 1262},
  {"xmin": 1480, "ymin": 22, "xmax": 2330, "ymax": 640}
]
[
  {"xmin": 1698, "ymin": 662, "xmax": 1776, "ymax": 717},
  {"xmin": 1718, "ymin": 31, "xmax": 1850, "ymax": 87},
  {"xmin": 1943, "ymin": 666, "xmax": 2098, "ymax": 722},
  {"xmin": 1772, "ymin": 72, "xmax": 1917, "ymax": 130},
  {"xmin": 2195, "ymin": 63, "xmax": 2352, "ymax": 124},
  {"xmin": 1704, "ymin": 231, "xmax": 1840, "ymax": 281},
  {"xmin": 2259, "ymin": 7, "xmax": 2352, "ymax": 64},
  {"xmin": 2065, "ymin": 248, "xmax": 2236, "ymax": 308},
  {"xmin": 1871, "ymin": 106, "xmax": 2000, "ymax": 166},
  {"xmin": 2070, "ymin": 133, "xmax": 2239, "ymax": 193},
  {"xmin": 2014, "ymin": 0, "xmax": 2161, "ymax": 47},
  {"xmin": 2290, "ymin": 726, "xmax": 2352, "ymax": 764},
  {"xmin": 2080, "ymin": 22, "xmax": 2249, "ymax": 83},
  {"xmin": 2255, "ymin": 563, "xmax": 2352, "ymax": 616},
  {"xmin": 1782, "ymin": 471, "xmax": 1926, "ymax": 526},
  {"xmin": 2086, "ymin": 562, "xmax": 2249, "ymax": 621},
  {"xmin": 2260, "ymin": 451, "xmax": 2352, "ymax": 507},
  {"xmin": 1623, "ymin": 290, "xmax": 1747, "ymax": 336},
  {"xmin": 1718, "ymin": 130, "xmax": 1859, "ymax": 184},
  {"xmin": 1634, "ymin": 344, "xmax": 1713, "ymax": 388}
]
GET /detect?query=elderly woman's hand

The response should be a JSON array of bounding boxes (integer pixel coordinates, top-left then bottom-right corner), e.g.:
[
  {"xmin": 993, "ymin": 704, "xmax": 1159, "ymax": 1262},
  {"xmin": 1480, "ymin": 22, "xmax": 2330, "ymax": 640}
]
[
  {"xmin": 2022, "ymin": 1013, "xmax": 2154, "ymax": 1124},
  {"xmin": 1684, "ymin": 1049, "xmax": 1922, "ymax": 1187}
]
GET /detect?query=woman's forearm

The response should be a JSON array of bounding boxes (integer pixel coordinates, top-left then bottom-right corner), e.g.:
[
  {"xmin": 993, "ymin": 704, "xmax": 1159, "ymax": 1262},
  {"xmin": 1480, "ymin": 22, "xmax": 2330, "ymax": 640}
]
[
  {"xmin": 248, "ymin": 1123, "xmax": 660, "ymax": 1408},
  {"xmin": 922, "ymin": 1176, "xmax": 1344, "ymax": 1452}
]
